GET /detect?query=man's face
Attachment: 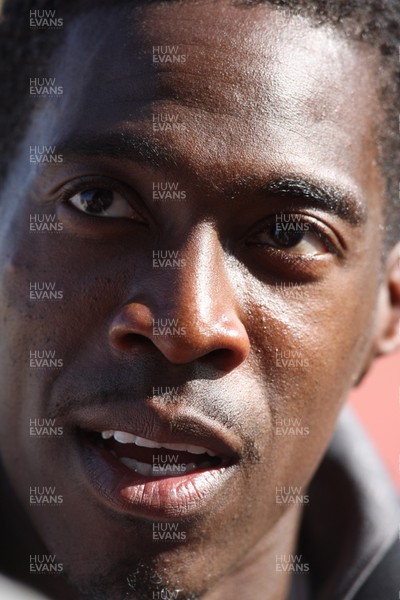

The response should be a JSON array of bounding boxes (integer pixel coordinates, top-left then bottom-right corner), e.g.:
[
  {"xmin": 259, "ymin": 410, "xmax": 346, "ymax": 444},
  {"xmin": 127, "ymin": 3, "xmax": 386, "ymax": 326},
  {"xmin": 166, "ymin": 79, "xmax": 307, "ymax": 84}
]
[{"xmin": 0, "ymin": 1, "xmax": 388, "ymax": 598}]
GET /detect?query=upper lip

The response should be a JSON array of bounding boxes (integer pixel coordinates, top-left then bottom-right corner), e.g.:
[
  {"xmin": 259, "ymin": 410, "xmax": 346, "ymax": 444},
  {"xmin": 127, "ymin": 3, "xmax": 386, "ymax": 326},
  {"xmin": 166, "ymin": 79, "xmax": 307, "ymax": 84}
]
[{"xmin": 74, "ymin": 404, "xmax": 241, "ymax": 461}]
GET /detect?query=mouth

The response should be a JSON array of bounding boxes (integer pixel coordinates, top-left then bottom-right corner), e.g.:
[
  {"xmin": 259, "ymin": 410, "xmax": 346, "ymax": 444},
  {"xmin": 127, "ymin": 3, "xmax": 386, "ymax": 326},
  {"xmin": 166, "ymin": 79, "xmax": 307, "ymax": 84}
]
[
  {"xmin": 76, "ymin": 415, "xmax": 239, "ymax": 520},
  {"xmin": 91, "ymin": 429, "xmax": 227, "ymax": 477}
]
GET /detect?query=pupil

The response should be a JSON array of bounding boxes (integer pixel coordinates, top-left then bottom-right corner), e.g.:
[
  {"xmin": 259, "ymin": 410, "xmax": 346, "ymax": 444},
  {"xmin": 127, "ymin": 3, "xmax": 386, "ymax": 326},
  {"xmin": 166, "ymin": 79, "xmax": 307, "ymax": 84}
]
[
  {"xmin": 271, "ymin": 226, "xmax": 304, "ymax": 247},
  {"xmin": 81, "ymin": 189, "xmax": 113, "ymax": 214}
]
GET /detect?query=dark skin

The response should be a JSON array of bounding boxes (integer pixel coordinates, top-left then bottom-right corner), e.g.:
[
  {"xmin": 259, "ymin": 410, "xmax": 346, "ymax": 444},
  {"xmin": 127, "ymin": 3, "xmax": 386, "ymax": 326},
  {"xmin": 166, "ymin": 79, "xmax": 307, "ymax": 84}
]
[{"xmin": 1, "ymin": 2, "xmax": 400, "ymax": 599}]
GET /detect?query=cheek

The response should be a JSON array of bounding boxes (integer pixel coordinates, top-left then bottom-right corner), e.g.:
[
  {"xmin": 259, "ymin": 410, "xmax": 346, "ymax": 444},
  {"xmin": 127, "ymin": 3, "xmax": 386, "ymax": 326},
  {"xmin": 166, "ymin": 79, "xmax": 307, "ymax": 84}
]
[
  {"xmin": 248, "ymin": 270, "xmax": 378, "ymax": 408},
  {"xmin": 242, "ymin": 270, "xmax": 379, "ymax": 498},
  {"xmin": 0, "ymin": 230, "xmax": 131, "ymax": 347},
  {"xmin": 0, "ymin": 234, "xmax": 111, "ymax": 454}
]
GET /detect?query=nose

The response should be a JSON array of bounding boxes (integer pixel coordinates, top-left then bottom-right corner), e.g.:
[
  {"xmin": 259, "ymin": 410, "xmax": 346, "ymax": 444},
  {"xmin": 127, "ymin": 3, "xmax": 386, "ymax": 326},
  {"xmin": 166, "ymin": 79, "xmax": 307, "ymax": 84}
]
[{"xmin": 109, "ymin": 225, "xmax": 250, "ymax": 372}]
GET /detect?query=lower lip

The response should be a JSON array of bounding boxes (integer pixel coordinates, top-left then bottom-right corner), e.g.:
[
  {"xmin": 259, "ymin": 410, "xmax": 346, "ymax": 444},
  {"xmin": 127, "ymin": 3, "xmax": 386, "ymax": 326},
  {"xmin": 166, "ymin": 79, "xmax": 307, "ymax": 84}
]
[{"xmin": 78, "ymin": 435, "xmax": 235, "ymax": 520}]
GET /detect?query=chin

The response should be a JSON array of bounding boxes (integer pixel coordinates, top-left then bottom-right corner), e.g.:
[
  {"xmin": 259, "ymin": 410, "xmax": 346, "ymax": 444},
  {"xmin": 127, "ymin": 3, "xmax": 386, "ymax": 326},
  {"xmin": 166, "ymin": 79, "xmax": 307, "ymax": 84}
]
[{"xmin": 69, "ymin": 565, "xmax": 202, "ymax": 600}]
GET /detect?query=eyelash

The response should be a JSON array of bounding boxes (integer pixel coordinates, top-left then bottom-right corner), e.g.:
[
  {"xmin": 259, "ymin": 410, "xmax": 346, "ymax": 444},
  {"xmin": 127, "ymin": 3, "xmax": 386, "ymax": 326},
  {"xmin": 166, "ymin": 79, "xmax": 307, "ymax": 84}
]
[
  {"xmin": 56, "ymin": 176, "xmax": 147, "ymax": 221},
  {"xmin": 54, "ymin": 178, "xmax": 344, "ymax": 259},
  {"xmin": 246, "ymin": 213, "xmax": 343, "ymax": 257}
]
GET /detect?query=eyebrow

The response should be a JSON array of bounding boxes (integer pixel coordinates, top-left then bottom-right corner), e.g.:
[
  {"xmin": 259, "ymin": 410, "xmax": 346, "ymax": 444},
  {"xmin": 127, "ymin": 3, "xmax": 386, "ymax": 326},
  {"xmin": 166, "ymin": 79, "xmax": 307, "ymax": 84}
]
[
  {"xmin": 56, "ymin": 130, "xmax": 179, "ymax": 168},
  {"xmin": 257, "ymin": 177, "xmax": 367, "ymax": 226},
  {"xmin": 55, "ymin": 131, "xmax": 367, "ymax": 226}
]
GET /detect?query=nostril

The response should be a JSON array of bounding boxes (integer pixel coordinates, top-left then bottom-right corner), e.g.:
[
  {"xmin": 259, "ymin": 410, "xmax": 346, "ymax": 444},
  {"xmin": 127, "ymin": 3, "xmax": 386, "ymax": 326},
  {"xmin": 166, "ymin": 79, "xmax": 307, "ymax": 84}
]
[
  {"xmin": 108, "ymin": 301, "xmax": 249, "ymax": 369},
  {"xmin": 206, "ymin": 349, "xmax": 230, "ymax": 361},
  {"xmin": 114, "ymin": 333, "xmax": 154, "ymax": 353},
  {"xmin": 199, "ymin": 348, "xmax": 241, "ymax": 372}
]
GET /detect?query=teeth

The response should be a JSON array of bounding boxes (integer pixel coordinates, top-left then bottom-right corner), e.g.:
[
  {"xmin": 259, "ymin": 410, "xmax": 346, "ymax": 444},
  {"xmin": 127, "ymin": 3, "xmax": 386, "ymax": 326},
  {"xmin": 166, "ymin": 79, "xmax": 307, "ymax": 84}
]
[
  {"xmin": 134, "ymin": 435, "xmax": 163, "ymax": 449},
  {"xmin": 118, "ymin": 456, "xmax": 204, "ymax": 477},
  {"xmin": 162, "ymin": 442, "xmax": 216, "ymax": 456},
  {"xmin": 120, "ymin": 457, "xmax": 152, "ymax": 477},
  {"xmin": 102, "ymin": 430, "xmax": 217, "ymax": 457},
  {"xmin": 114, "ymin": 431, "xmax": 136, "ymax": 444}
]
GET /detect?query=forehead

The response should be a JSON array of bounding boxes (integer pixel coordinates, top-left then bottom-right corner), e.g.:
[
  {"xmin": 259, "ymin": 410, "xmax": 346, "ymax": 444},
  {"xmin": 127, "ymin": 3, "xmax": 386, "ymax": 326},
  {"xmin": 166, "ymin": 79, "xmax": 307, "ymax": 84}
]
[{"xmin": 42, "ymin": 1, "xmax": 381, "ymax": 195}]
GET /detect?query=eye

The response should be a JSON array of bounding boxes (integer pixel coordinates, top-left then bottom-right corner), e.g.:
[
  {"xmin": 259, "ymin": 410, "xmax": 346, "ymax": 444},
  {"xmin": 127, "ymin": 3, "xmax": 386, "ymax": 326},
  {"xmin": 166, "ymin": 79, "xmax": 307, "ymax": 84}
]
[
  {"xmin": 67, "ymin": 188, "xmax": 139, "ymax": 219},
  {"xmin": 249, "ymin": 217, "xmax": 328, "ymax": 256}
]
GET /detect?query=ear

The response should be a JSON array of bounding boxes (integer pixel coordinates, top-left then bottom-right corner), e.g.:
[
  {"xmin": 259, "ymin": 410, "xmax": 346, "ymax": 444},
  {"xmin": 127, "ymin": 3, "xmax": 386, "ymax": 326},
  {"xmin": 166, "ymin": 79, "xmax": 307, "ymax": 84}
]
[{"xmin": 374, "ymin": 241, "xmax": 400, "ymax": 356}]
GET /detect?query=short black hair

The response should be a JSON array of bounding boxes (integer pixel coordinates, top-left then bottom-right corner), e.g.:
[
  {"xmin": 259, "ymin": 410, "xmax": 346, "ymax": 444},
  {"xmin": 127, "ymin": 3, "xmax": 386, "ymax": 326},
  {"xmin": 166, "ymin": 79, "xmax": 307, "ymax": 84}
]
[{"xmin": 1, "ymin": 0, "xmax": 399, "ymax": 246}]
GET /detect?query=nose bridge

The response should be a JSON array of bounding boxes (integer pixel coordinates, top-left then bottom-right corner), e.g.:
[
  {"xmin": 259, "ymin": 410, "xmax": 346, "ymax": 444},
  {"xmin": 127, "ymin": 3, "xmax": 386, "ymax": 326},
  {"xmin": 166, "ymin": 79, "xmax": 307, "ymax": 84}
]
[
  {"xmin": 108, "ymin": 222, "xmax": 250, "ymax": 369},
  {"xmin": 169, "ymin": 223, "xmax": 228, "ymax": 327}
]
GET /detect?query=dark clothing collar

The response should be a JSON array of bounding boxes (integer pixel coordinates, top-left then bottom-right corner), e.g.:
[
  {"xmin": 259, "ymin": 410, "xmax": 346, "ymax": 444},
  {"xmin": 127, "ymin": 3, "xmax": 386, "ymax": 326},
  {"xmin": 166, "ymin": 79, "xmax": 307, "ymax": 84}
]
[{"xmin": 290, "ymin": 407, "xmax": 400, "ymax": 600}]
